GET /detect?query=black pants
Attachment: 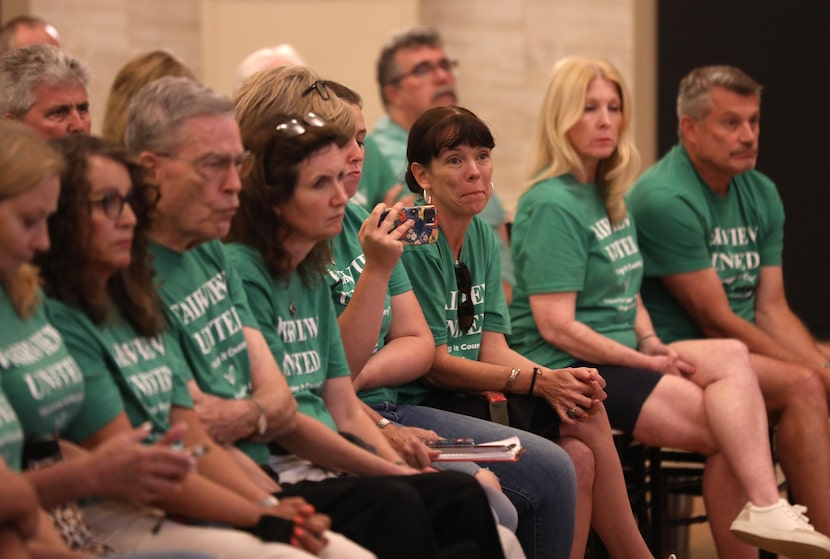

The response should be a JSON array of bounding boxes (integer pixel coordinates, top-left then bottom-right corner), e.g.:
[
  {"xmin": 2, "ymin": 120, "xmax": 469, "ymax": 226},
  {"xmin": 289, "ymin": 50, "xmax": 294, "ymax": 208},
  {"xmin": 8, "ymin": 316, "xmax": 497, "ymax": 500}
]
[{"xmin": 277, "ymin": 470, "xmax": 504, "ymax": 559}]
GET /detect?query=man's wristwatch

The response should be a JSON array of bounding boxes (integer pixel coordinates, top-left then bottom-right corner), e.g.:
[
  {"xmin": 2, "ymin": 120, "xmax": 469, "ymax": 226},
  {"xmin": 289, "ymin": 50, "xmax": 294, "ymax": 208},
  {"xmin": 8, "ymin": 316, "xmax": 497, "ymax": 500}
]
[
  {"xmin": 251, "ymin": 398, "xmax": 267, "ymax": 436},
  {"xmin": 376, "ymin": 417, "xmax": 392, "ymax": 429}
]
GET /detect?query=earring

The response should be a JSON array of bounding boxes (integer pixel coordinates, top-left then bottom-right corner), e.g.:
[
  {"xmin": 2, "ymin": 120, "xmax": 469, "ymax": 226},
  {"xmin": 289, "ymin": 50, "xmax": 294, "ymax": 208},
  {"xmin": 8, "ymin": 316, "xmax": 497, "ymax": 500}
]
[
  {"xmin": 424, "ymin": 189, "xmax": 433, "ymax": 205},
  {"xmin": 490, "ymin": 182, "xmax": 495, "ymax": 194}
]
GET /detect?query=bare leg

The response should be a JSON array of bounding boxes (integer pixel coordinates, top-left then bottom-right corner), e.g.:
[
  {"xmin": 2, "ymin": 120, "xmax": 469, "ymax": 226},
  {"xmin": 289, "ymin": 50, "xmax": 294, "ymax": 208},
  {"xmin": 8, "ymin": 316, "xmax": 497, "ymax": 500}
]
[
  {"xmin": 556, "ymin": 437, "xmax": 595, "ymax": 559},
  {"xmin": 751, "ymin": 352, "xmax": 830, "ymax": 536},
  {"xmin": 671, "ymin": 339, "xmax": 780, "ymax": 503},
  {"xmin": 562, "ymin": 407, "xmax": 654, "ymax": 559},
  {"xmin": 632, "ymin": 372, "xmax": 757, "ymax": 558}
]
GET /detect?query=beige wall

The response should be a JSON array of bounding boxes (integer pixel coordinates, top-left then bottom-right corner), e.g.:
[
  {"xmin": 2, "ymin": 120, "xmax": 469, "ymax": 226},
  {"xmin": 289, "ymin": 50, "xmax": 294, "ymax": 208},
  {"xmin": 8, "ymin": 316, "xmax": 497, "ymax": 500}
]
[
  {"xmin": 201, "ymin": 0, "xmax": 416, "ymax": 130},
  {"xmin": 419, "ymin": 0, "xmax": 655, "ymax": 211},
  {"xmin": 3, "ymin": 0, "xmax": 654, "ymax": 214}
]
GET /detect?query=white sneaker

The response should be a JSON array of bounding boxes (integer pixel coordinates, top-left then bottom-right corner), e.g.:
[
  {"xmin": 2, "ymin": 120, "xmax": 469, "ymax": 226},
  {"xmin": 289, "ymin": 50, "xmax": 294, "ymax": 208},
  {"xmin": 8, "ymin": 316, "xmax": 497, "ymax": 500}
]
[{"xmin": 730, "ymin": 499, "xmax": 830, "ymax": 558}]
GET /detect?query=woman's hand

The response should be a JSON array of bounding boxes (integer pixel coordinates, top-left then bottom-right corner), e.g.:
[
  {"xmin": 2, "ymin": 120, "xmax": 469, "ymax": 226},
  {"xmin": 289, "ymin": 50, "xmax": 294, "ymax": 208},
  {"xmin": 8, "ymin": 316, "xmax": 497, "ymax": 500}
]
[
  {"xmin": 87, "ymin": 422, "xmax": 195, "ymax": 502},
  {"xmin": 359, "ymin": 203, "xmax": 412, "ymax": 274},
  {"xmin": 639, "ymin": 336, "xmax": 695, "ymax": 377},
  {"xmin": 266, "ymin": 497, "xmax": 330, "ymax": 554},
  {"xmin": 380, "ymin": 423, "xmax": 441, "ymax": 470},
  {"xmin": 536, "ymin": 367, "xmax": 607, "ymax": 423}
]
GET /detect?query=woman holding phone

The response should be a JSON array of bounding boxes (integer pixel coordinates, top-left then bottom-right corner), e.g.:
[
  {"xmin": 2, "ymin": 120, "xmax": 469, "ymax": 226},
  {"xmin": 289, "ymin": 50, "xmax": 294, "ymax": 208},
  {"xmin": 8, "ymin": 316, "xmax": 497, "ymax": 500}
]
[
  {"xmin": 231, "ymin": 66, "xmax": 581, "ymax": 559},
  {"xmin": 393, "ymin": 105, "xmax": 679, "ymax": 559},
  {"xmin": 225, "ymin": 93, "xmax": 521, "ymax": 558},
  {"xmin": 35, "ymin": 134, "xmax": 371, "ymax": 559}
]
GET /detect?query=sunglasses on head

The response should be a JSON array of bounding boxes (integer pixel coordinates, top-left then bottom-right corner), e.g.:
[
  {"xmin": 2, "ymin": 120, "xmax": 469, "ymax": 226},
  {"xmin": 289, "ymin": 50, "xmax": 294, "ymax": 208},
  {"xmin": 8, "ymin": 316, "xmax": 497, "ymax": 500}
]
[
  {"xmin": 301, "ymin": 80, "xmax": 331, "ymax": 101},
  {"xmin": 454, "ymin": 260, "xmax": 474, "ymax": 332},
  {"xmin": 274, "ymin": 112, "xmax": 327, "ymax": 138}
]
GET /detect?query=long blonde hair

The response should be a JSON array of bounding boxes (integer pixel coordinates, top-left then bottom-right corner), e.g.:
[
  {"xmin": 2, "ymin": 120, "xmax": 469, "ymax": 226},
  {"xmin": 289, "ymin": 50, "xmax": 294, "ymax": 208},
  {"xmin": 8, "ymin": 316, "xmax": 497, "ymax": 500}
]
[
  {"xmin": 526, "ymin": 56, "xmax": 640, "ymax": 225},
  {"xmin": 0, "ymin": 120, "xmax": 64, "ymax": 317}
]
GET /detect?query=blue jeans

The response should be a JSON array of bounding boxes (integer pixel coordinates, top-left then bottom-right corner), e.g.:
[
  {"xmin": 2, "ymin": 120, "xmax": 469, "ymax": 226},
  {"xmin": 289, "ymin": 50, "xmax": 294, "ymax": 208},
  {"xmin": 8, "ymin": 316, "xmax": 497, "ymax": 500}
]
[{"xmin": 370, "ymin": 402, "xmax": 576, "ymax": 559}]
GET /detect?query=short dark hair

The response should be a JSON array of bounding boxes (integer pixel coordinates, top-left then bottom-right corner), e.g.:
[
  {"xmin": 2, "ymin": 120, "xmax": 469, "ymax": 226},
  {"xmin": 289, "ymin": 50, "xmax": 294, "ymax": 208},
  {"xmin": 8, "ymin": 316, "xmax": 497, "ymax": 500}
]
[
  {"xmin": 405, "ymin": 105, "xmax": 495, "ymax": 195},
  {"xmin": 376, "ymin": 25, "xmax": 444, "ymax": 106}
]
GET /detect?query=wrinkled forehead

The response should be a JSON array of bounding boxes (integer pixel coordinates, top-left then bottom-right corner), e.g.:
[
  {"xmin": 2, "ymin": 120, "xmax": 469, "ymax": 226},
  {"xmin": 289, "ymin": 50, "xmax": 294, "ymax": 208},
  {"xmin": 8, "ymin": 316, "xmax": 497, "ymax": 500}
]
[{"xmin": 170, "ymin": 113, "xmax": 242, "ymax": 154}]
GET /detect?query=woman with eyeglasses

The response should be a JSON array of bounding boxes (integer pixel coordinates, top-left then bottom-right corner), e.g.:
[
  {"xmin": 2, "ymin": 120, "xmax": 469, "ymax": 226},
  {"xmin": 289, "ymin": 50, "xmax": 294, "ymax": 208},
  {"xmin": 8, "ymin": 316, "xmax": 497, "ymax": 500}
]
[
  {"xmin": 224, "ymin": 101, "xmax": 519, "ymax": 559},
  {"xmin": 508, "ymin": 56, "xmax": 830, "ymax": 559},
  {"xmin": 396, "ymin": 105, "xmax": 678, "ymax": 559},
  {"xmin": 0, "ymin": 121, "xmax": 219, "ymax": 559},
  {"xmin": 33, "ymin": 133, "xmax": 377, "ymax": 559}
]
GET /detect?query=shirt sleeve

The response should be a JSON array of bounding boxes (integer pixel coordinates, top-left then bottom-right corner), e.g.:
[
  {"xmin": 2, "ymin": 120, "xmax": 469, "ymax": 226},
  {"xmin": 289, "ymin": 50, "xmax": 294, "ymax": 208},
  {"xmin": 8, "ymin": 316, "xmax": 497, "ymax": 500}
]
[
  {"xmin": 402, "ymin": 244, "xmax": 449, "ymax": 347},
  {"xmin": 759, "ymin": 182, "xmax": 785, "ymax": 266},
  {"xmin": 514, "ymin": 198, "xmax": 590, "ymax": 294},
  {"xmin": 226, "ymin": 246, "xmax": 286, "ymax": 360},
  {"xmin": 322, "ymin": 295, "xmax": 351, "ymax": 380},
  {"xmin": 630, "ymin": 187, "xmax": 713, "ymax": 276},
  {"xmin": 215, "ymin": 243, "xmax": 259, "ymax": 328},
  {"xmin": 46, "ymin": 302, "xmax": 124, "ymax": 443},
  {"xmin": 388, "ymin": 260, "xmax": 412, "ymax": 296},
  {"xmin": 479, "ymin": 221, "xmax": 510, "ymax": 335}
]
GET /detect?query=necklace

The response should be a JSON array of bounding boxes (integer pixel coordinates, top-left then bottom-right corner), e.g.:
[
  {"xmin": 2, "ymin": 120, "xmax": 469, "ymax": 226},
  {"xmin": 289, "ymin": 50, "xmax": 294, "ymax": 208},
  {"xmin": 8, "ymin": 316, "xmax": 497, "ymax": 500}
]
[{"xmin": 287, "ymin": 273, "xmax": 299, "ymax": 316}]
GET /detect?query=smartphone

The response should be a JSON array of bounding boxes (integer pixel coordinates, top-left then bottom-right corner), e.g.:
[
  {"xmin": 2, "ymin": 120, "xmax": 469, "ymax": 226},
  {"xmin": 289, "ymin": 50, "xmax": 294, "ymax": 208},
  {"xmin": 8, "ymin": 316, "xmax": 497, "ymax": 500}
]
[
  {"xmin": 426, "ymin": 437, "xmax": 475, "ymax": 448},
  {"xmin": 379, "ymin": 205, "xmax": 438, "ymax": 246}
]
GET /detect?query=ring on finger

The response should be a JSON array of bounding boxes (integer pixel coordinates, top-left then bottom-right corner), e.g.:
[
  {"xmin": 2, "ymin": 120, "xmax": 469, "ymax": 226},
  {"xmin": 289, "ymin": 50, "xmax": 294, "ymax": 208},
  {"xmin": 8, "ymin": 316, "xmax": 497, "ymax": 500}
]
[{"xmin": 567, "ymin": 407, "xmax": 578, "ymax": 419}]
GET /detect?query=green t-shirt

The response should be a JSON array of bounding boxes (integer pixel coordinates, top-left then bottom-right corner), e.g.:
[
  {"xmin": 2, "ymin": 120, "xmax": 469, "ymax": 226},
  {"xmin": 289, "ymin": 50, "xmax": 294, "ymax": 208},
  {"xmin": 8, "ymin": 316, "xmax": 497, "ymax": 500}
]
[
  {"xmin": 627, "ymin": 144, "xmax": 785, "ymax": 342},
  {"xmin": 327, "ymin": 203, "xmax": 412, "ymax": 405},
  {"xmin": 352, "ymin": 136, "xmax": 401, "ymax": 210},
  {"xmin": 225, "ymin": 243, "xmax": 351, "ymax": 432},
  {"xmin": 0, "ymin": 288, "xmax": 84, "ymax": 452},
  {"xmin": 509, "ymin": 175, "xmax": 642, "ymax": 368},
  {"xmin": 150, "ymin": 240, "xmax": 268, "ymax": 464},
  {"xmin": 46, "ymin": 299, "xmax": 193, "ymax": 444},
  {"xmin": 0, "ymin": 383, "xmax": 23, "ymax": 470},
  {"xmin": 368, "ymin": 115, "xmax": 409, "ymax": 185},
  {"xmin": 399, "ymin": 216, "xmax": 510, "ymax": 404}
]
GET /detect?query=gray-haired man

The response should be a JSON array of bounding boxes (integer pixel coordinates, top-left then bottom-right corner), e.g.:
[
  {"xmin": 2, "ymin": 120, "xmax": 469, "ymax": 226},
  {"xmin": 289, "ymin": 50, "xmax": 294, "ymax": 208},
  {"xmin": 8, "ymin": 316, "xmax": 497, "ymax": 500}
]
[{"xmin": 0, "ymin": 43, "xmax": 90, "ymax": 138}]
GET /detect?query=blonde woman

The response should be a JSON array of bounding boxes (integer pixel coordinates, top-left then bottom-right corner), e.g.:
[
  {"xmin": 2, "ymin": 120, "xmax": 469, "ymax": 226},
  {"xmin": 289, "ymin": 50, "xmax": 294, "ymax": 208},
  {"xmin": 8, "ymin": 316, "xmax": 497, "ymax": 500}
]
[{"xmin": 508, "ymin": 55, "xmax": 830, "ymax": 559}]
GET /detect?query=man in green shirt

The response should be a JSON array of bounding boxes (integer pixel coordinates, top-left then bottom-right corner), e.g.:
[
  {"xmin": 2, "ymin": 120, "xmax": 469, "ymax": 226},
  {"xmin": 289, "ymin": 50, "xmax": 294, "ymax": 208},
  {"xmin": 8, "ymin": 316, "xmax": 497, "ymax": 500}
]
[{"xmin": 628, "ymin": 64, "xmax": 830, "ymax": 536}]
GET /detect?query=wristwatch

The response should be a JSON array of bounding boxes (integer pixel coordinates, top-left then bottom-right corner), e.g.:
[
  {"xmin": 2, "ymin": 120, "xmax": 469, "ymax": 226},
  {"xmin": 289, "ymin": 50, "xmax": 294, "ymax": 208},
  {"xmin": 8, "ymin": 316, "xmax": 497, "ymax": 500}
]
[
  {"xmin": 376, "ymin": 417, "xmax": 392, "ymax": 429},
  {"xmin": 251, "ymin": 398, "xmax": 267, "ymax": 436}
]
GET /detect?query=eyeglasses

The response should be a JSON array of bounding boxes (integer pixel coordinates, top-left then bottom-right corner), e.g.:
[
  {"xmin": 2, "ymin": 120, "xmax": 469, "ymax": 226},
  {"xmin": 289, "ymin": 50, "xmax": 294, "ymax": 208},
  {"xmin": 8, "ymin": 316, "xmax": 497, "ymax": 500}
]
[
  {"xmin": 156, "ymin": 151, "xmax": 255, "ymax": 185},
  {"xmin": 89, "ymin": 191, "xmax": 133, "ymax": 220},
  {"xmin": 454, "ymin": 260, "xmax": 474, "ymax": 332},
  {"xmin": 392, "ymin": 58, "xmax": 458, "ymax": 83},
  {"xmin": 301, "ymin": 80, "xmax": 331, "ymax": 101},
  {"xmin": 275, "ymin": 112, "xmax": 327, "ymax": 138}
]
